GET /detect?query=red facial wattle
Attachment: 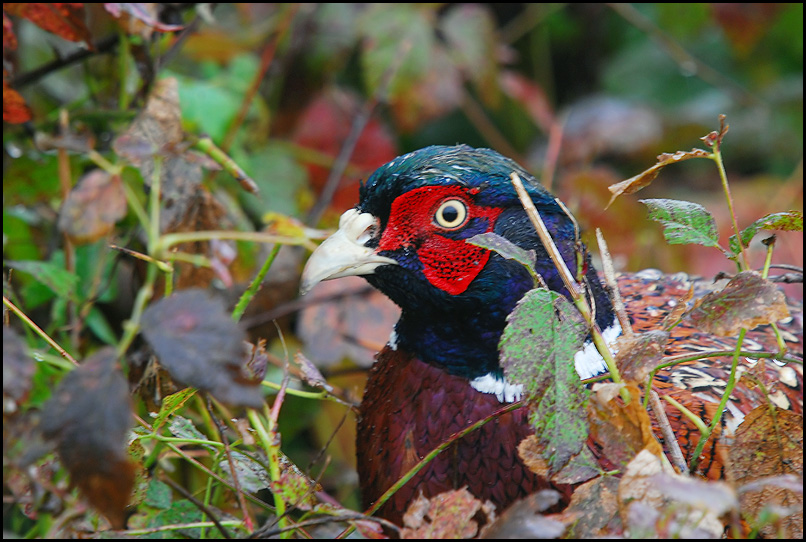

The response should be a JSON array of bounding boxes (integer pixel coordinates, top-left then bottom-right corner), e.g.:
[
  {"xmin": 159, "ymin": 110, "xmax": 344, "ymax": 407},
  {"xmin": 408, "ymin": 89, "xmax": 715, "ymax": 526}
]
[{"xmin": 378, "ymin": 185, "xmax": 503, "ymax": 295}]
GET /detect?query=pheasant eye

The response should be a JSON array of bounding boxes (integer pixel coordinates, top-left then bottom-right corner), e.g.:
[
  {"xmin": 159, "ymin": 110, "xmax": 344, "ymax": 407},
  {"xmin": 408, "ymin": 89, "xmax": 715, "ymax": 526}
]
[{"xmin": 434, "ymin": 198, "xmax": 468, "ymax": 230}]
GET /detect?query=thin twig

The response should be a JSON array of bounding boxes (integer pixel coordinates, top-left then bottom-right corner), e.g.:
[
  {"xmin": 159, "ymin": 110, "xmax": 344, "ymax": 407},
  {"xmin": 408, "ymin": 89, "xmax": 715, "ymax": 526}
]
[
  {"xmin": 649, "ymin": 390, "xmax": 688, "ymax": 474},
  {"xmin": 3, "ymin": 296, "xmax": 78, "ymax": 366},
  {"xmin": 596, "ymin": 228, "xmax": 633, "ymax": 338}
]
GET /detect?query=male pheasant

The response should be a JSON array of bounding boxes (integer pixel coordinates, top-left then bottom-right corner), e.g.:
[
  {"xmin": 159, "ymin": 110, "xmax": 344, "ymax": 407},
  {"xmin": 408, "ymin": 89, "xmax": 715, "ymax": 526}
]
[{"xmin": 300, "ymin": 145, "xmax": 803, "ymax": 526}]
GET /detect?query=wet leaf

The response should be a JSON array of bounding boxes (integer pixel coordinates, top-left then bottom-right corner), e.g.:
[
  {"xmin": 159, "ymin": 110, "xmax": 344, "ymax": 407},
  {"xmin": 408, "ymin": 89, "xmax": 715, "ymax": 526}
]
[
  {"xmin": 500, "ymin": 289, "xmax": 589, "ymax": 475},
  {"xmin": 727, "ymin": 406, "xmax": 803, "ymax": 538},
  {"xmin": 607, "ymin": 150, "xmax": 709, "ymax": 207},
  {"xmin": 467, "ymin": 232, "xmax": 537, "ymax": 278},
  {"xmin": 401, "ymin": 487, "xmax": 492, "ymax": 539},
  {"xmin": 729, "ymin": 210, "xmax": 803, "ymax": 254},
  {"xmin": 140, "ymin": 289, "xmax": 263, "ymax": 408},
  {"xmin": 640, "ymin": 198, "xmax": 720, "ymax": 248},
  {"xmin": 58, "ymin": 170, "xmax": 127, "ymax": 244},
  {"xmin": 3, "ymin": 327, "xmax": 34, "ymax": 409},
  {"xmin": 614, "ymin": 330, "xmax": 670, "ymax": 383},
  {"xmin": 222, "ymin": 451, "xmax": 271, "ymax": 494},
  {"xmin": 687, "ymin": 271, "xmax": 790, "ymax": 336},
  {"xmin": 4, "ymin": 3, "xmax": 91, "ymax": 44},
  {"xmin": 40, "ymin": 348, "xmax": 135, "ymax": 529}
]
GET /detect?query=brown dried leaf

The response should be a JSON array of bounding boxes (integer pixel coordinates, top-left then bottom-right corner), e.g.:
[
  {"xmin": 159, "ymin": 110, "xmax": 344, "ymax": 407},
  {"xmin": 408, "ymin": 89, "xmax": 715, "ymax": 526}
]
[
  {"xmin": 40, "ymin": 348, "xmax": 134, "ymax": 529},
  {"xmin": 113, "ymin": 78, "xmax": 205, "ymax": 231},
  {"xmin": 294, "ymin": 352, "xmax": 333, "ymax": 392},
  {"xmin": 614, "ymin": 330, "xmax": 670, "ymax": 383},
  {"xmin": 554, "ymin": 476, "xmax": 622, "ymax": 538},
  {"xmin": 58, "ymin": 170, "xmax": 127, "ymax": 244},
  {"xmin": 401, "ymin": 488, "xmax": 491, "ymax": 539},
  {"xmin": 687, "ymin": 271, "xmax": 790, "ymax": 336},
  {"xmin": 727, "ymin": 406, "xmax": 803, "ymax": 538},
  {"xmin": 661, "ymin": 285, "xmax": 694, "ymax": 329},
  {"xmin": 518, "ymin": 434, "xmax": 599, "ymax": 485},
  {"xmin": 140, "ymin": 289, "xmax": 263, "ymax": 408},
  {"xmin": 589, "ymin": 383, "xmax": 663, "ymax": 470},
  {"xmin": 607, "ymin": 149, "xmax": 710, "ymax": 208}
]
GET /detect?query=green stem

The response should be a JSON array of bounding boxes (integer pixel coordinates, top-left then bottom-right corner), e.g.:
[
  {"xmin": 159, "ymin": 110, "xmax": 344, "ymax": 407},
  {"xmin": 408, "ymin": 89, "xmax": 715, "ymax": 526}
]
[
  {"xmin": 661, "ymin": 394, "xmax": 709, "ymax": 435},
  {"xmin": 710, "ymin": 142, "xmax": 750, "ymax": 270},
  {"xmin": 247, "ymin": 408, "xmax": 289, "ymax": 537},
  {"xmin": 688, "ymin": 328, "xmax": 747, "ymax": 473},
  {"xmin": 510, "ymin": 172, "xmax": 627, "ymax": 404},
  {"xmin": 232, "ymin": 244, "xmax": 281, "ymax": 322}
]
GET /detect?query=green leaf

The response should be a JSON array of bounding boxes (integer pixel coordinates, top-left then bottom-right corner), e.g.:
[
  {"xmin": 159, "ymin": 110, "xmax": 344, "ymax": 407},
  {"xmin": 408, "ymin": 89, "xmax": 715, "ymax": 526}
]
[
  {"xmin": 6, "ymin": 259, "xmax": 79, "ymax": 301},
  {"xmin": 640, "ymin": 198, "xmax": 720, "ymax": 247},
  {"xmin": 467, "ymin": 232, "xmax": 537, "ymax": 278},
  {"xmin": 152, "ymin": 388, "xmax": 198, "ymax": 432},
  {"xmin": 85, "ymin": 306, "xmax": 118, "ymax": 345},
  {"xmin": 729, "ymin": 210, "xmax": 803, "ymax": 254},
  {"xmin": 145, "ymin": 479, "xmax": 173, "ymax": 510},
  {"xmin": 499, "ymin": 289, "xmax": 589, "ymax": 475}
]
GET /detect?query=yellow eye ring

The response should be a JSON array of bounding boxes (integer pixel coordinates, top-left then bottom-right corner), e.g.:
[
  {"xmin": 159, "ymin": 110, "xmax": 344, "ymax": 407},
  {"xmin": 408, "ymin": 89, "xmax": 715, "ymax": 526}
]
[{"xmin": 434, "ymin": 199, "xmax": 468, "ymax": 230}]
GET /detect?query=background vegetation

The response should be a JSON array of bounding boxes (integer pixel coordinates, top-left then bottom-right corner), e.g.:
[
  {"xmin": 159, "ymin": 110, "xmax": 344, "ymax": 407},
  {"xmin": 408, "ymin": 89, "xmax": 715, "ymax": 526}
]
[{"xmin": 3, "ymin": 3, "xmax": 802, "ymax": 538}]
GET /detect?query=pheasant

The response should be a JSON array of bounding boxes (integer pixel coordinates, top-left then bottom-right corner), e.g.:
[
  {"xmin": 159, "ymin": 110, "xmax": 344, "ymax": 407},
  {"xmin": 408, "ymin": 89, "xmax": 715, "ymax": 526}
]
[{"xmin": 300, "ymin": 145, "xmax": 803, "ymax": 527}]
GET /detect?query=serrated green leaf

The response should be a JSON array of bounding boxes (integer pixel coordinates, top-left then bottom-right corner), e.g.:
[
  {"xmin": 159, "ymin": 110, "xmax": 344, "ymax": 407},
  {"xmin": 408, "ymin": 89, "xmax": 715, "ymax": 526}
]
[
  {"xmin": 499, "ymin": 289, "xmax": 589, "ymax": 475},
  {"xmin": 640, "ymin": 198, "xmax": 720, "ymax": 247},
  {"xmin": 729, "ymin": 211, "xmax": 803, "ymax": 254}
]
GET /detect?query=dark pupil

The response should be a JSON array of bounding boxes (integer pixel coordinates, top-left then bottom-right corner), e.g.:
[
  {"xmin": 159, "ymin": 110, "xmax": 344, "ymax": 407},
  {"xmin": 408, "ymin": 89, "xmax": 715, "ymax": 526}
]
[{"xmin": 441, "ymin": 205, "xmax": 459, "ymax": 223}]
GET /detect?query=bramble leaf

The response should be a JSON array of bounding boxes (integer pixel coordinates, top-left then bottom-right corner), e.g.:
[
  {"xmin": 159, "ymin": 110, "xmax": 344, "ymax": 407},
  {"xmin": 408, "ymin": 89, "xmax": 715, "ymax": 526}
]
[
  {"xmin": 640, "ymin": 198, "xmax": 720, "ymax": 248},
  {"xmin": 499, "ymin": 289, "xmax": 588, "ymax": 475},
  {"xmin": 729, "ymin": 211, "xmax": 803, "ymax": 254},
  {"xmin": 687, "ymin": 271, "xmax": 789, "ymax": 336}
]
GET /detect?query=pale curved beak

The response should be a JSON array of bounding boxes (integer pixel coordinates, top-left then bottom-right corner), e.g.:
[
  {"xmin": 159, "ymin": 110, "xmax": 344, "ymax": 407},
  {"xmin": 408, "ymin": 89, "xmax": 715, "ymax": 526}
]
[{"xmin": 300, "ymin": 209, "xmax": 397, "ymax": 295}]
